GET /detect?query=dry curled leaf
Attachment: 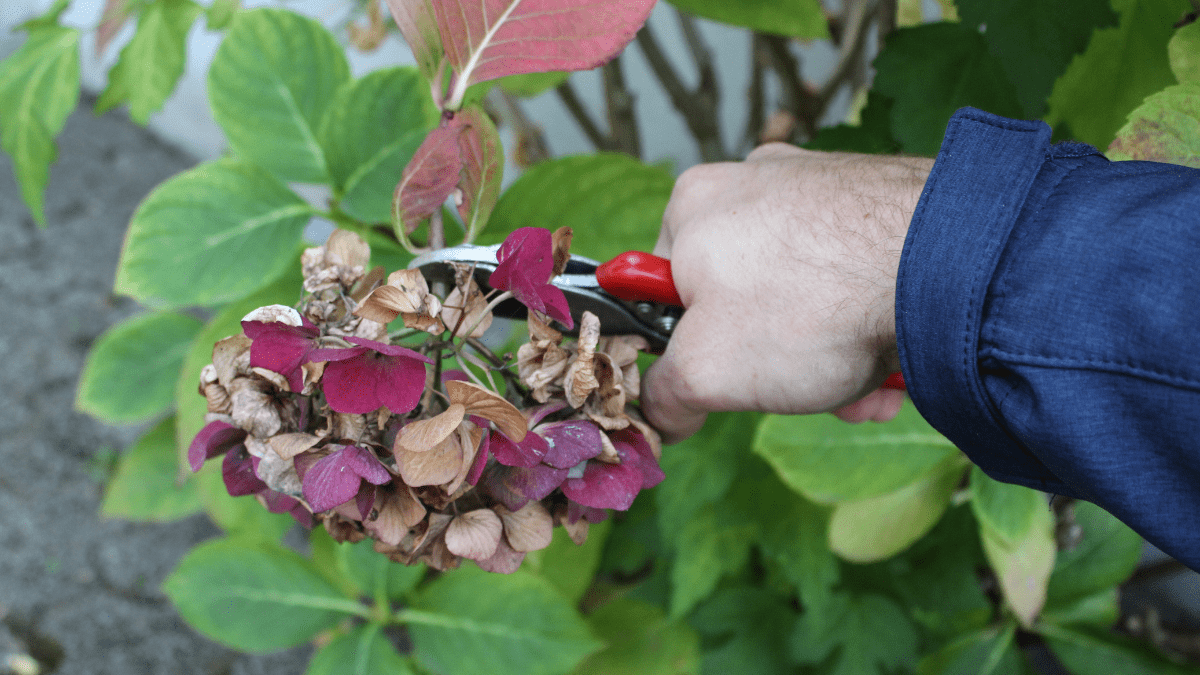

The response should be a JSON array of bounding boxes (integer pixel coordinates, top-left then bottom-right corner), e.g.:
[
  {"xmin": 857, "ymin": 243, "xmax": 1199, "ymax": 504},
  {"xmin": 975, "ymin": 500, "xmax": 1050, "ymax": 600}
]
[
  {"xmin": 441, "ymin": 281, "xmax": 493, "ymax": 338},
  {"xmin": 563, "ymin": 312, "xmax": 601, "ymax": 407},
  {"xmin": 550, "ymin": 226, "xmax": 573, "ymax": 277},
  {"xmin": 355, "ymin": 269, "xmax": 444, "ymax": 333},
  {"xmin": 445, "ymin": 508, "xmax": 503, "ymax": 560},
  {"xmin": 396, "ymin": 403, "xmax": 467, "ymax": 453},
  {"xmin": 395, "ymin": 432, "xmax": 465, "ymax": 487},
  {"xmin": 446, "ymin": 380, "xmax": 527, "ymax": 441},
  {"xmin": 268, "ymin": 433, "xmax": 322, "ymax": 460}
]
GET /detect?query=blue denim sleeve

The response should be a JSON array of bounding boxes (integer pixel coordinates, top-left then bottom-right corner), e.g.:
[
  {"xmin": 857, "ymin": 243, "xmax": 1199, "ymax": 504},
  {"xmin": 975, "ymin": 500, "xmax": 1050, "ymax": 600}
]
[{"xmin": 896, "ymin": 107, "xmax": 1200, "ymax": 569}]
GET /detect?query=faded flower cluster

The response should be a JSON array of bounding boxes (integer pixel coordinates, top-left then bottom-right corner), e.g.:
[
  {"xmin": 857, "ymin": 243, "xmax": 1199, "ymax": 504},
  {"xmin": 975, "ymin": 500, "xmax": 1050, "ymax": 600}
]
[{"xmin": 189, "ymin": 227, "xmax": 663, "ymax": 572}]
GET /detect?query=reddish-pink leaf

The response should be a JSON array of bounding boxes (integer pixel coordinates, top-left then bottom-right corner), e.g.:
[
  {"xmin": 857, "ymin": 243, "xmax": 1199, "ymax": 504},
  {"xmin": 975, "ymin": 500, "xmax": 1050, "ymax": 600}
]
[
  {"xmin": 96, "ymin": 0, "xmax": 133, "ymax": 56},
  {"xmin": 384, "ymin": 0, "xmax": 446, "ymax": 86},
  {"xmin": 437, "ymin": 0, "xmax": 657, "ymax": 108},
  {"xmin": 455, "ymin": 105, "xmax": 503, "ymax": 240},
  {"xmin": 394, "ymin": 120, "xmax": 465, "ymax": 243}
]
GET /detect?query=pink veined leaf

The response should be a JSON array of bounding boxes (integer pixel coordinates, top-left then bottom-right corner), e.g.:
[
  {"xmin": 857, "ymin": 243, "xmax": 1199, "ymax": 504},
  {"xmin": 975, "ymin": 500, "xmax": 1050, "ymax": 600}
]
[
  {"xmin": 383, "ymin": 0, "xmax": 446, "ymax": 87},
  {"xmin": 455, "ymin": 105, "xmax": 503, "ymax": 242},
  {"xmin": 436, "ymin": 0, "xmax": 658, "ymax": 108},
  {"xmin": 394, "ymin": 120, "xmax": 465, "ymax": 248},
  {"xmin": 96, "ymin": 0, "xmax": 133, "ymax": 56}
]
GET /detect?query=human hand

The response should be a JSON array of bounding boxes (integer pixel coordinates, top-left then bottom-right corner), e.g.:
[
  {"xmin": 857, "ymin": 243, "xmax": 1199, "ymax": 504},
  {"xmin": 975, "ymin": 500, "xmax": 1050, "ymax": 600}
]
[{"xmin": 640, "ymin": 143, "xmax": 933, "ymax": 443}]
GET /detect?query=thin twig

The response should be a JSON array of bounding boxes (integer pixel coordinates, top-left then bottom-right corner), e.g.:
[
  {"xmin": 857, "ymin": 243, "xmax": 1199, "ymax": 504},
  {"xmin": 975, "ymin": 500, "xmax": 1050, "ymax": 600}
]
[
  {"xmin": 818, "ymin": 0, "xmax": 876, "ymax": 106},
  {"xmin": 635, "ymin": 20, "xmax": 727, "ymax": 161},
  {"xmin": 494, "ymin": 89, "xmax": 552, "ymax": 166},
  {"xmin": 555, "ymin": 80, "xmax": 612, "ymax": 151},
  {"xmin": 741, "ymin": 34, "xmax": 768, "ymax": 151},
  {"xmin": 760, "ymin": 34, "xmax": 822, "ymax": 140},
  {"xmin": 602, "ymin": 57, "xmax": 643, "ymax": 158}
]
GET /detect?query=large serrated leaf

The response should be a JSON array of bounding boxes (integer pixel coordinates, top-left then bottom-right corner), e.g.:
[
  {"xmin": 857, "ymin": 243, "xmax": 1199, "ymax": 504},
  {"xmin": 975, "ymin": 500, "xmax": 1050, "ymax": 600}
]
[
  {"xmin": 0, "ymin": 24, "xmax": 80, "ymax": 226},
  {"xmin": 1045, "ymin": 501, "xmax": 1143, "ymax": 608},
  {"xmin": 752, "ymin": 403, "xmax": 958, "ymax": 504},
  {"xmin": 306, "ymin": 624, "xmax": 414, "ymax": 675},
  {"xmin": 1046, "ymin": 0, "xmax": 1190, "ymax": 148},
  {"xmin": 406, "ymin": 567, "xmax": 602, "ymax": 675},
  {"xmin": 666, "ymin": 0, "xmax": 828, "ymax": 38},
  {"xmin": 689, "ymin": 587, "xmax": 797, "ymax": 674},
  {"xmin": 668, "ymin": 505, "xmax": 756, "ymax": 619},
  {"xmin": 1040, "ymin": 623, "xmax": 1196, "ymax": 675},
  {"xmin": 102, "ymin": 416, "xmax": 202, "ymax": 522},
  {"xmin": 873, "ymin": 22, "xmax": 1024, "ymax": 155},
  {"xmin": 573, "ymin": 597, "xmax": 700, "ymax": 675},
  {"xmin": 336, "ymin": 538, "xmax": 426, "ymax": 602},
  {"xmin": 791, "ymin": 592, "xmax": 919, "ymax": 675},
  {"xmin": 1170, "ymin": 21, "xmax": 1200, "ymax": 83},
  {"xmin": 828, "ymin": 454, "xmax": 966, "ymax": 563},
  {"xmin": 436, "ymin": 0, "xmax": 655, "ymax": 108},
  {"xmin": 76, "ymin": 310, "xmax": 203, "ymax": 424},
  {"xmin": 979, "ymin": 502, "xmax": 1056, "ymax": 629},
  {"xmin": 480, "ymin": 153, "xmax": 674, "ymax": 262},
  {"xmin": 1106, "ymin": 83, "xmax": 1200, "ymax": 168},
  {"xmin": 115, "ymin": 159, "xmax": 311, "ymax": 308},
  {"xmin": 968, "ymin": 466, "xmax": 1047, "ymax": 547},
  {"xmin": 163, "ymin": 537, "xmax": 361, "ymax": 652},
  {"xmin": 916, "ymin": 623, "xmax": 1029, "ymax": 675},
  {"xmin": 96, "ymin": 0, "xmax": 202, "ymax": 124},
  {"xmin": 208, "ymin": 8, "xmax": 350, "ymax": 183}
]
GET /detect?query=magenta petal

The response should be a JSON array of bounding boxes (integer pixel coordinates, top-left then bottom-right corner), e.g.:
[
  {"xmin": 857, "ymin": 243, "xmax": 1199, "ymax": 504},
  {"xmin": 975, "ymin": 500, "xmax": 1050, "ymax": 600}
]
[
  {"xmin": 243, "ymin": 321, "xmax": 319, "ymax": 392},
  {"xmin": 188, "ymin": 420, "xmax": 246, "ymax": 472},
  {"xmin": 613, "ymin": 428, "xmax": 665, "ymax": 490},
  {"xmin": 357, "ymin": 484, "xmax": 376, "ymax": 520},
  {"xmin": 562, "ymin": 461, "xmax": 643, "ymax": 511},
  {"xmin": 506, "ymin": 463, "xmax": 569, "ymax": 502},
  {"xmin": 342, "ymin": 445, "xmax": 392, "ymax": 485},
  {"xmin": 525, "ymin": 402, "xmax": 568, "ymax": 428},
  {"xmin": 567, "ymin": 501, "xmax": 610, "ymax": 524},
  {"xmin": 492, "ymin": 227, "xmax": 553, "ymax": 288},
  {"xmin": 262, "ymin": 490, "xmax": 301, "ymax": 514},
  {"xmin": 345, "ymin": 337, "xmax": 433, "ymax": 363},
  {"xmin": 540, "ymin": 420, "xmax": 603, "ymax": 469},
  {"xmin": 373, "ymin": 355, "xmax": 428, "ymax": 415},
  {"xmin": 490, "ymin": 430, "xmax": 546, "ymax": 468},
  {"xmin": 466, "ymin": 432, "xmax": 490, "ymax": 486},
  {"xmin": 302, "ymin": 448, "xmax": 365, "ymax": 512},
  {"xmin": 222, "ymin": 446, "xmax": 267, "ymax": 497},
  {"xmin": 321, "ymin": 356, "xmax": 384, "ymax": 414},
  {"xmin": 536, "ymin": 284, "xmax": 573, "ymax": 329},
  {"xmin": 441, "ymin": 369, "xmax": 471, "ymax": 384},
  {"xmin": 480, "ymin": 465, "xmax": 531, "ymax": 512},
  {"xmin": 306, "ymin": 345, "xmax": 369, "ymax": 363}
]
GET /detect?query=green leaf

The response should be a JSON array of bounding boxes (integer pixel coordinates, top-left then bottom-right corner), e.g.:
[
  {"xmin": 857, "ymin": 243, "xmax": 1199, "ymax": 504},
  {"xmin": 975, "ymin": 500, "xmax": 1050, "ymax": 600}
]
[
  {"xmin": 480, "ymin": 154, "xmax": 674, "ymax": 262},
  {"xmin": 207, "ymin": 0, "xmax": 239, "ymax": 30},
  {"xmin": 114, "ymin": 159, "xmax": 311, "ymax": 308},
  {"xmin": 208, "ymin": 8, "xmax": 350, "ymax": 183},
  {"xmin": 968, "ymin": 466, "xmax": 1047, "ymax": 547},
  {"xmin": 1041, "ymin": 587, "xmax": 1119, "ymax": 627},
  {"xmin": 690, "ymin": 587, "xmax": 797, "ymax": 675},
  {"xmin": 523, "ymin": 520, "xmax": 611, "ymax": 604},
  {"xmin": 1046, "ymin": 0, "xmax": 1190, "ymax": 148},
  {"xmin": 1170, "ymin": 21, "xmax": 1200, "ymax": 83},
  {"xmin": 174, "ymin": 260, "xmax": 303, "ymax": 470},
  {"xmin": 499, "ymin": 71, "xmax": 570, "ymax": 97},
  {"xmin": 21, "ymin": 0, "xmax": 71, "ymax": 28},
  {"xmin": 96, "ymin": 0, "xmax": 202, "ymax": 124},
  {"xmin": 196, "ymin": 461, "xmax": 297, "ymax": 540},
  {"xmin": 1040, "ymin": 623, "xmax": 1196, "ymax": 675},
  {"xmin": 405, "ymin": 567, "xmax": 602, "ymax": 675},
  {"xmin": 665, "ymin": 0, "xmax": 828, "ymax": 38},
  {"xmin": 306, "ymin": 624, "xmax": 414, "ymax": 675},
  {"xmin": 979, "ymin": 502, "xmax": 1056, "ymax": 628},
  {"xmin": 956, "ymin": 0, "xmax": 1117, "ymax": 117},
  {"xmin": 805, "ymin": 92, "xmax": 901, "ymax": 154},
  {"xmin": 163, "ymin": 537, "xmax": 361, "ymax": 652},
  {"xmin": 76, "ymin": 310, "xmax": 203, "ymax": 424},
  {"xmin": 656, "ymin": 412, "xmax": 758, "ymax": 538},
  {"xmin": 873, "ymin": 22, "xmax": 1024, "ymax": 155},
  {"xmin": 1106, "ymin": 82, "xmax": 1200, "ymax": 168},
  {"xmin": 790, "ymin": 592, "xmax": 919, "ymax": 675},
  {"xmin": 668, "ymin": 505, "xmax": 757, "ymax": 619},
  {"xmin": 752, "ymin": 404, "xmax": 959, "ymax": 504},
  {"xmin": 917, "ymin": 623, "xmax": 1029, "ymax": 675},
  {"xmin": 574, "ymin": 598, "xmax": 700, "ymax": 675},
  {"xmin": 828, "ymin": 454, "xmax": 967, "ymax": 563},
  {"xmin": 0, "ymin": 24, "xmax": 80, "ymax": 226},
  {"xmin": 1045, "ymin": 501, "xmax": 1143, "ymax": 607},
  {"xmin": 101, "ymin": 416, "xmax": 202, "ymax": 521},
  {"xmin": 337, "ymin": 538, "xmax": 426, "ymax": 602},
  {"xmin": 321, "ymin": 67, "xmax": 439, "ymax": 224}
]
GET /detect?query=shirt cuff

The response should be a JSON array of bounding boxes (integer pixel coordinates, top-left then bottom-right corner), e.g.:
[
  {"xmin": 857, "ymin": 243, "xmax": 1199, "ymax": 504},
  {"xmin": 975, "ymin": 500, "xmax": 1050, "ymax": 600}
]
[{"xmin": 895, "ymin": 107, "xmax": 1068, "ymax": 493}]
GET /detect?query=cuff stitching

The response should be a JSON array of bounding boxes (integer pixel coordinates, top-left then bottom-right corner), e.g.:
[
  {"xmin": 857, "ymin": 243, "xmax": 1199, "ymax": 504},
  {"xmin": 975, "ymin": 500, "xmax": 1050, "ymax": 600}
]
[{"xmin": 980, "ymin": 347, "xmax": 1200, "ymax": 391}]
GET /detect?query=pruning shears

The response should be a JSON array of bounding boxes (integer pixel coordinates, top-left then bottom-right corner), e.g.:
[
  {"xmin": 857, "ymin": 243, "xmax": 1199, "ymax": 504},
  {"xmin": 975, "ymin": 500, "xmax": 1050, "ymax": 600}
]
[
  {"xmin": 410, "ymin": 245, "xmax": 684, "ymax": 353},
  {"xmin": 410, "ymin": 245, "xmax": 907, "ymax": 390}
]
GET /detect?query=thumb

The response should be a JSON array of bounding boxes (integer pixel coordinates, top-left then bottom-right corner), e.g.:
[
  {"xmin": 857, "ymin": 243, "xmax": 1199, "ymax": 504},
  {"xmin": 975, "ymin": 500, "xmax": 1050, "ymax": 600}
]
[{"xmin": 641, "ymin": 352, "xmax": 708, "ymax": 445}]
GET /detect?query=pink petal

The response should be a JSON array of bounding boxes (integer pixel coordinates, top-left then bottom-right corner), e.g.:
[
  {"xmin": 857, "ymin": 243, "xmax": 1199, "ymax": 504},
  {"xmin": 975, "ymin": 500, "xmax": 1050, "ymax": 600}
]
[
  {"xmin": 357, "ymin": 484, "xmax": 376, "ymax": 520},
  {"xmin": 321, "ymin": 356, "xmax": 385, "ymax": 414},
  {"xmin": 373, "ymin": 353, "xmax": 429, "ymax": 415},
  {"xmin": 489, "ymin": 429, "xmax": 546, "ymax": 468},
  {"xmin": 491, "ymin": 227, "xmax": 553, "ymax": 293},
  {"xmin": 562, "ymin": 461, "xmax": 643, "ymax": 511},
  {"xmin": 539, "ymin": 420, "xmax": 603, "ymax": 469},
  {"xmin": 465, "ymin": 432, "xmax": 490, "ymax": 486},
  {"xmin": 474, "ymin": 535, "xmax": 525, "ymax": 574},
  {"xmin": 566, "ymin": 501, "xmax": 610, "ymax": 525},
  {"xmin": 535, "ymin": 284, "xmax": 573, "ymax": 329},
  {"xmin": 188, "ymin": 420, "xmax": 245, "ymax": 472},
  {"xmin": 242, "ymin": 320, "xmax": 320, "ymax": 392},
  {"xmin": 306, "ymin": 345, "xmax": 370, "ymax": 363},
  {"xmin": 344, "ymin": 336, "xmax": 433, "ymax": 363},
  {"xmin": 613, "ymin": 428, "xmax": 665, "ymax": 490},
  {"xmin": 341, "ymin": 445, "xmax": 392, "ymax": 485},
  {"xmin": 526, "ymin": 402, "xmax": 568, "ymax": 428},
  {"xmin": 222, "ymin": 447, "xmax": 267, "ymax": 497},
  {"xmin": 302, "ymin": 447, "xmax": 366, "ymax": 512},
  {"xmin": 505, "ymin": 463, "xmax": 569, "ymax": 503},
  {"xmin": 395, "ymin": 122, "xmax": 465, "ymax": 235}
]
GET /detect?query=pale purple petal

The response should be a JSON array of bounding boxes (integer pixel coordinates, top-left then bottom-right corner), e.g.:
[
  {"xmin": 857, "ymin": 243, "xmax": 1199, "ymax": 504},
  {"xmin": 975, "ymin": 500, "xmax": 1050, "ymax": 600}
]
[
  {"xmin": 480, "ymin": 465, "xmax": 530, "ymax": 512},
  {"xmin": 613, "ymin": 428, "xmax": 665, "ymax": 489},
  {"xmin": 567, "ymin": 501, "xmax": 610, "ymax": 524},
  {"xmin": 466, "ymin": 432, "xmax": 490, "ymax": 486},
  {"xmin": 561, "ymin": 461, "xmax": 643, "ymax": 511},
  {"xmin": 302, "ymin": 448, "xmax": 365, "ymax": 512},
  {"xmin": 188, "ymin": 420, "xmax": 246, "ymax": 472},
  {"xmin": 506, "ymin": 463, "xmax": 569, "ymax": 503},
  {"xmin": 526, "ymin": 402, "xmax": 568, "ymax": 428},
  {"xmin": 223, "ymin": 447, "xmax": 267, "ymax": 497},
  {"xmin": 474, "ymin": 536, "xmax": 525, "ymax": 574},
  {"xmin": 357, "ymin": 484, "xmax": 376, "ymax": 520},
  {"xmin": 341, "ymin": 445, "xmax": 392, "ymax": 485},
  {"xmin": 540, "ymin": 420, "xmax": 603, "ymax": 469},
  {"xmin": 489, "ymin": 429, "xmax": 546, "ymax": 468}
]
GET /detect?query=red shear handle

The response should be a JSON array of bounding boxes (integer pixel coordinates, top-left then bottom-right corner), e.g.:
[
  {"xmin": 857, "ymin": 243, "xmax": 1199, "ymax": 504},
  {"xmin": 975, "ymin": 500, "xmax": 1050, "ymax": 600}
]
[
  {"xmin": 882, "ymin": 372, "xmax": 906, "ymax": 390},
  {"xmin": 596, "ymin": 251, "xmax": 683, "ymax": 307}
]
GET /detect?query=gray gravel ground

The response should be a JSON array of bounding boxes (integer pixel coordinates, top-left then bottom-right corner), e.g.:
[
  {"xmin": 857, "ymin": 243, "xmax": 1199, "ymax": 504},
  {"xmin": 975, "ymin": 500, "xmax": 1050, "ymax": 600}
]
[{"xmin": 0, "ymin": 101, "xmax": 311, "ymax": 674}]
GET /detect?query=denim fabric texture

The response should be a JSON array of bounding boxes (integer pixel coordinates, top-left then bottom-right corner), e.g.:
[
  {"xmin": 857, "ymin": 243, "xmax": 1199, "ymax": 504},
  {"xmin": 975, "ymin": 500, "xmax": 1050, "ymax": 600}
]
[{"xmin": 896, "ymin": 107, "xmax": 1200, "ymax": 569}]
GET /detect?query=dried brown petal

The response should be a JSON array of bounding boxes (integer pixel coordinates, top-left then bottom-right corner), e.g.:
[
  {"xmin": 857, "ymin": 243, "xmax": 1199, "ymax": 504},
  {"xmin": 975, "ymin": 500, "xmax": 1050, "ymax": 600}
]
[
  {"xmin": 599, "ymin": 335, "xmax": 647, "ymax": 396},
  {"xmin": 251, "ymin": 366, "xmax": 291, "ymax": 393},
  {"xmin": 212, "ymin": 334, "xmax": 251, "ymax": 389},
  {"xmin": 440, "ymin": 281, "xmax": 491, "ymax": 339},
  {"xmin": 395, "ymin": 434, "xmax": 463, "ymax": 487},
  {"xmin": 241, "ymin": 304, "xmax": 303, "ymax": 326},
  {"xmin": 555, "ymin": 506, "xmax": 590, "ymax": 545},
  {"xmin": 200, "ymin": 364, "xmax": 231, "ymax": 414},
  {"xmin": 365, "ymin": 485, "xmax": 427, "ymax": 546},
  {"xmin": 563, "ymin": 312, "xmax": 601, "ymax": 407},
  {"xmin": 327, "ymin": 412, "xmax": 367, "ymax": 443},
  {"xmin": 356, "ymin": 270, "xmax": 433, "ymax": 322},
  {"xmin": 350, "ymin": 265, "xmax": 385, "ymax": 303},
  {"xmin": 583, "ymin": 353, "xmax": 629, "ymax": 430},
  {"xmin": 420, "ymin": 536, "xmax": 462, "ymax": 571},
  {"xmin": 517, "ymin": 341, "xmax": 569, "ymax": 403},
  {"xmin": 443, "ymin": 425, "xmax": 484, "ymax": 495},
  {"xmin": 326, "ymin": 229, "xmax": 371, "ymax": 269},
  {"xmin": 445, "ymin": 509, "xmax": 503, "ymax": 560},
  {"xmin": 229, "ymin": 378, "xmax": 282, "ymax": 438},
  {"xmin": 396, "ymin": 404, "xmax": 466, "ymax": 453},
  {"xmin": 595, "ymin": 430, "xmax": 620, "ymax": 464},
  {"xmin": 495, "ymin": 502, "xmax": 553, "ymax": 552},
  {"xmin": 527, "ymin": 313, "xmax": 562, "ymax": 344},
  {"xmin": 626, "ymin": 408, "xmax": 662, "ymax": 461},
  {"xmin": 268, "ymin": 433, "xmax": 322, "ymax": 460},
  {"xmin": 474, "ymin": 536, "xmax": 525, "ymax": 574},
  {"xmin": 550, "ymin": 226, "xmax": 573, "ymax": 277},
  {"xmin": 257, "ymin": 451, "xmax": 302, "ymax": 495},
  {"xmin": 321, "ymin": 512, "xmax": 366, "ymax": 543},
  {"xmin": 446, "ymin": 381, "xmax": 527, "ymax": 441}
]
